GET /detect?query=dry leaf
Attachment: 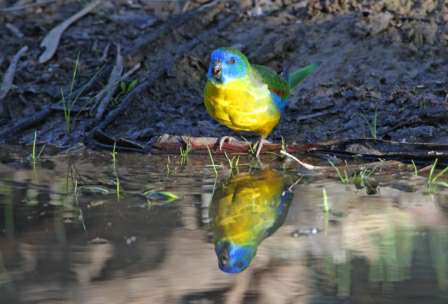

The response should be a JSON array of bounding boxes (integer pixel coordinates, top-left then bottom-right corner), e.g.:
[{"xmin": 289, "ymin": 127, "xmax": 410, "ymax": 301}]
[{"xmin": 39, "ymin": 0, "xmax": 102, "ymax": 64}]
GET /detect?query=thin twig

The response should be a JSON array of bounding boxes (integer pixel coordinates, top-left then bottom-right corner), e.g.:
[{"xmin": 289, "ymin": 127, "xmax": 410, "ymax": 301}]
[
  {"xmin": 288, "ymin": 176, "xmax": 303, "ymax": 192},
  {"xmin": 280, "ymin": 150, "xmax": 318, "ymax": 170},
  {"xmin": 99, "ymin": 43, "xmax": 111, "ymax": 62},
  {"xmin": 6, "ymin": 23, "xmax": 24, "ymax": 38}
]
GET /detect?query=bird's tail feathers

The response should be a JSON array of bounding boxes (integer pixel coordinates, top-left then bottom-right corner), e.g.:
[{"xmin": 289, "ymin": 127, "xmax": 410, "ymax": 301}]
[{"xmin": 288, "ymin": 63, "xmax": 318, "ymax": 90}]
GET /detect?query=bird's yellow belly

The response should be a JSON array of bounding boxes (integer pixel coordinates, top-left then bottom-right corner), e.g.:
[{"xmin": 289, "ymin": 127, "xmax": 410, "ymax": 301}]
[
  {"xmin": 204, "ymin": 80, "xmax": 280, "ymax": 137},
  {"xmin": 212, "ymin": 170, "xmax": 284, "ymax": 244}
]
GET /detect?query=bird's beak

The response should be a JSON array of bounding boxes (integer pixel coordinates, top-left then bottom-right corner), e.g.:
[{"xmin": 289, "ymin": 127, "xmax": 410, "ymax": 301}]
[
  {"xmin": 213, "ymin": 61, "xmax": 222, "ymax": 80},
  {"xmin": 219, "ymin": 247, "xmax": 229, "ymax": 268}
]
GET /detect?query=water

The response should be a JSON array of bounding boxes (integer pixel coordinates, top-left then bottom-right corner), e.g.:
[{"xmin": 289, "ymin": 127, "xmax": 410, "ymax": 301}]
[{"xmin": 0, "ymin": 148, "xmax": 448, "ymax": 303}]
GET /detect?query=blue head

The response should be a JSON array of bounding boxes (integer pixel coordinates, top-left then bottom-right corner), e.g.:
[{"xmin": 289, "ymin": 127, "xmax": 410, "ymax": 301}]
[
  {"xmin": 215, "ymin": 241, "xmax": 256, "ymax": 273},
  {"xmin": 207, "ymin": 48, "xmax": 249, "ymax": 84}
]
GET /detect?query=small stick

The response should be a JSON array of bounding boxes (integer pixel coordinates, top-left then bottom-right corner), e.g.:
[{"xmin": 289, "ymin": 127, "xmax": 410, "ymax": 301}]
[
  {"xmin": 6, "ymin": 23, "xmax": 24, "ymax": 38},
  {"xmin": 280, "ymin": 150, "xmax": 318, "ymax": 170},
  {"xmin": 99, "ymin": 43, "xmax": 111, "ymax": 62}
]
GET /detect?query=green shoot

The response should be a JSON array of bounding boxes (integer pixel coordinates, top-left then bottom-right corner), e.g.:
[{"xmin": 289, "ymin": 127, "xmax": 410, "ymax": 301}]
[
  {"xmin": 166, "ymin": 156, "xmax": 171, "ymax": 176},
  {"xmin": 370, "ymin": 110, "xmax": 378, "ymax": 139},
  {"xmin": 206, "ymin": 146, "xmax": 219, "ymax": 176},
  {"xmin": 61, "ymin": 53, "xmax": 81, "ymax": 135},
  {"xmin": 351, "ymin": 167, "xmax": 376, "ymax": 188},
  {"xmin": 241, "ymin": 137, "xmax": 257, "ymax": 157},
  {"xmin": 112, "ymin": 141, "xmax": 118, "ymax": 169},
  {"xmin": 268, "ymin": 136, "xmax": 288, "ymax": 161},
  {"xmin": 115, "ymin": 175, "xmax": 121, "ymax": 200},
  {"xmin": 328, "ymin": 160, "xmax": 350, "ymax": 184},
  {"xmin": 111, "ymin": 79, "xmax": 139, "ymax": 107},
  {"xmin": 328, "ymin": 160, "xmax": 377, "ymax": 190},
  {"xmin": 248, "ymin": 142, "xmax": 257, "ymax": 158},
  {"xmin": 361, "ymin": 110, "xmax": 378, "ymax": 139},
  {"xmin": 61, "ymin": 89, "xmax": 71, "ymax": 134},
  {"xmin": 70, "ymin": 52, "xmax": 80, "ymax": 94},
  {"xmin": 120, "ymin": 79, "xmax": 138, "ymax": 95},
  {"xmin": 179, "ymin": 143, "xmax": 191, "ymax": 165},
  {"xmin": 32, "ymin": 130, "xmax": 37, "ymax": 167},
  {"xmin": 411, "ymin": 160, "xmax": 418, "ymax": 176},
  {"xmin": 73, "ymin": 178, "xmax": 78, "ymax": 201},
  {"xmin": 279, "ymin": 136, "xmax": 287, "ymax": 160},
  {"xmin": 322, "ymin": 187, "xmax": 330, "ymax": 213},
  {"xmin": 426, "ymin": 159, "xmax": 448, "ymax": 193},
  {"xmin": 31, "ymin": 130, "xmax": 46, "ymax": 167},
  {"xmin": 224, "ymin": 152, "xmax": 240, "ymax": 174}
]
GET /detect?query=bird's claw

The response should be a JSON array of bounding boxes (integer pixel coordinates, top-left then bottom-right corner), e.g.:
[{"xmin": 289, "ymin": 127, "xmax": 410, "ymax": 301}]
[
  {"xmin": 218, "ymin": 136, "xmax": 237, "ymax": 151},
  {"xmin": 254, "ymin": 138, "xmax": 270, "ymax": 159}
]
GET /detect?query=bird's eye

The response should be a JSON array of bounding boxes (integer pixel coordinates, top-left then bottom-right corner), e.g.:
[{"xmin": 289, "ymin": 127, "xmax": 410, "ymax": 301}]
[{"xmin": 227, "ymin": 57, "xmax": 236, "ymax": 64}]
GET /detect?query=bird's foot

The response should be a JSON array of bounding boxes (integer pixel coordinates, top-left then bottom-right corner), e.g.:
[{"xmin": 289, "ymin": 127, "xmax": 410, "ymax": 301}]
[{"xmin": 254, "ymin": 138, "xmax": 270, "ymax": 159}]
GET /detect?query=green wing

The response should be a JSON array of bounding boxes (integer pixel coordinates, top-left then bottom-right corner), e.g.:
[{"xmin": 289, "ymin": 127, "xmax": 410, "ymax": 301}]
[
  {"xmin": 252, "ymin": 63, "xmax": 318, "ymax": 97},
  {"xmin": 252, "ymin": 64, "xmax": 290, "ymax": 98}
]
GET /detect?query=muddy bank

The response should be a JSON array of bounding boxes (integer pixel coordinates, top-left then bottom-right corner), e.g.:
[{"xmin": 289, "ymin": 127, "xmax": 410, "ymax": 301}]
[{"xmin": 0, "ymin": 0, "xmax": 447, "ymax": 149}]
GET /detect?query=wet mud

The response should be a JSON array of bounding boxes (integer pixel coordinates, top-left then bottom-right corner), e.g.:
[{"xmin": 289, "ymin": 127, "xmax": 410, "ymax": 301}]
[{"xmin": 0, "ymin": 0, "xmax": 447, "ymax": 148}]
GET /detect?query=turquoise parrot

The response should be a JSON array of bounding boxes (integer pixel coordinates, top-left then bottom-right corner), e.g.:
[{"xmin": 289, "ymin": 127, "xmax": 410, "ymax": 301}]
[{"xmin": 204, "ymin": 47, "xmax": 318, "ymax": 157}]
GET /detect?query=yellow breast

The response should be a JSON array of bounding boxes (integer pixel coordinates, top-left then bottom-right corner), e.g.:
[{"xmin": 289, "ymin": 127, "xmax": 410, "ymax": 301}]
[
  {"xmin": 204, "ymin": 77, "xmax": 280, "ymax": 137},
  {"xmin": 211, "ymin": 170, "xmax": 284, "ymax": 244}
]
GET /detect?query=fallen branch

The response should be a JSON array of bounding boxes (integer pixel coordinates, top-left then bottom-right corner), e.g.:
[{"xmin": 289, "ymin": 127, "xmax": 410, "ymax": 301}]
[
  {"xmin": 89, "ymin": 129, "xmax": 145, "ymax": 152},
  {"xmin": 148, "ymin": 135, "xmax": 448, "ymax": 167},
  {"xmin": 0, "ymin": 106, "xmax": 53, "ymax": 142},
  {"xmin": 39, "ymin": 0, "xmax": 102, "ymax": 63}
]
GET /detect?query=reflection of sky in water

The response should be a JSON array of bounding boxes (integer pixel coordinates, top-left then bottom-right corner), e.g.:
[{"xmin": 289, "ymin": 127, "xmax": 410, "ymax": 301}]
[{"xmin": 0, "ymin": 153, "xmax": 447, "ymax": 303}]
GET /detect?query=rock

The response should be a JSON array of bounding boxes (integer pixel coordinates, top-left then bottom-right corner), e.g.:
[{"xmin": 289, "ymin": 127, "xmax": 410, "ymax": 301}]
[{"xmin": 358, "ymin": 11, "xmax": 394, "ymax": 35}]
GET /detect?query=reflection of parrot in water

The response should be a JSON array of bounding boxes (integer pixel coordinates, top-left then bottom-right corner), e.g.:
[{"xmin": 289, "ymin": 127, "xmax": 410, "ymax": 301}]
[
  {"xmin": 204, "ymin": 47, "xmax": 318, "ymax": 158},
  {"xmin": 209, "ymin": 169, "xmax": 294, "ymax": 273}
]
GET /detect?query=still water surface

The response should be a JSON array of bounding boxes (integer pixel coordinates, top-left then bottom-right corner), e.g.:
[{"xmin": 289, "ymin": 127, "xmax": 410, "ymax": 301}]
[{"xmin": 0, "ymin": 149, "xmax": 448, "ymax": 303}]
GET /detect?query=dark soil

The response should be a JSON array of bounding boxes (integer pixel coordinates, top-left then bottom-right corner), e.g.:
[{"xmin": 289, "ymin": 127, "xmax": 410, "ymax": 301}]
[{"xmin": 0, "ymin": 0, "xmax": 447, "ymax": 149}]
